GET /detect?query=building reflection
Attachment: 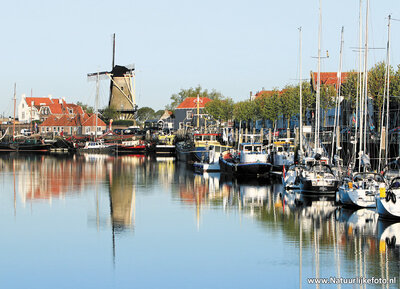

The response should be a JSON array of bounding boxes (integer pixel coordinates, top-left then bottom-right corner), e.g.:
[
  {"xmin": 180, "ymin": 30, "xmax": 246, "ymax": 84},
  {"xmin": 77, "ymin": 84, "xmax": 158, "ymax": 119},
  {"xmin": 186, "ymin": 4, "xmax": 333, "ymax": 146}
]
[{"xmin": 6, "ymin": 154, "xmax": 111, "ymax": 204}]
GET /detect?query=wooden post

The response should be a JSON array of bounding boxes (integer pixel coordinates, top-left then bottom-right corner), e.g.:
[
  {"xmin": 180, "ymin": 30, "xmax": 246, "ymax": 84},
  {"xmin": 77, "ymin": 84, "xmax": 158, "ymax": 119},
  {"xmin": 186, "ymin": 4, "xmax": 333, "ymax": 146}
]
[
  {"xmin": 269, "ymin": 129, "xmax": 272, "ymax": 145},
  {"xmin": 336, "ymin": 125, "xmax": 340, "ymax": 150},
  {"xmin": 245, "ymin": 128, "xmax": 248, "ymax": 143},
  {"xmin": 235, "ymin": 128, "xmax": 238, "ymax": 144},
  {"xmin": 260, "ymin": 128, "xmax": 264, "ymax": 143},
  {"xmin": 287, "ymin": 127, "xmax": 290, "ymax": 139},
  {"xmin": 295, "ymin": 127, "xmax": 299, "ymax": 146}
]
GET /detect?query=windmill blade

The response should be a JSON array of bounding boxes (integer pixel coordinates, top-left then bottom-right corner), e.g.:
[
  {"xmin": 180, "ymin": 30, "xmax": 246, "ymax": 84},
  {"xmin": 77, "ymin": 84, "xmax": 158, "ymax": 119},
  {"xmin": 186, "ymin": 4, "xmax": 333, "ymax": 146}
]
[{"xmin": 87, "ymin": 71, "xmax": 110, "ymax": 82}]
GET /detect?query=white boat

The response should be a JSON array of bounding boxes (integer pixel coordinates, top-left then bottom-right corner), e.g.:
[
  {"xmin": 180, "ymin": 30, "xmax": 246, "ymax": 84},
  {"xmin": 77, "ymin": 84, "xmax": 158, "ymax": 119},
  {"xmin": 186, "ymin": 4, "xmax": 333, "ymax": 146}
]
[
  {"xmin": 193, "ymin": 145, "xmax": 221, "ymax": 173},
  {"xmin": 338, "ymin": 172, "xmax": 386, "ymax": 208},
  {"xmin": 376, "ymin": 176, "xmax": 400, "ymax": 220},
  {"xmin": 299, "ymin": 157, "xmax": 339, "ymax": 194},
  {"xmin": 78, "ymin": 139, "xmax": 116, "ymax": 153},
  {"xmin": 282, "ymin": 164, "xmax": 303, "ymax": 190},
  {"xmin": 219, "ymin": 142, "xmax": 271, "ymax": 177},
  {"xmin": 267, "ymin": 139, "xmax": 295, "ymax": 173}
]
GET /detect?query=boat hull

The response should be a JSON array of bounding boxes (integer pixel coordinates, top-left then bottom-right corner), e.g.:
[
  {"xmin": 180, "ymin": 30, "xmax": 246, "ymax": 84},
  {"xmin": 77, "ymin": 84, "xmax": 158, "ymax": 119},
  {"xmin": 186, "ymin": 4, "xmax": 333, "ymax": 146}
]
[
  {"xmin": 338, "ymin": 186, "xmax": 376, "ymax": 208},
  {"xmin": 376, "ymin": 191, "xmax": 400, "ymax": 220},
  {"xmin": 219, "ymin": 157, "xmax": 271, "ymax": 177}
]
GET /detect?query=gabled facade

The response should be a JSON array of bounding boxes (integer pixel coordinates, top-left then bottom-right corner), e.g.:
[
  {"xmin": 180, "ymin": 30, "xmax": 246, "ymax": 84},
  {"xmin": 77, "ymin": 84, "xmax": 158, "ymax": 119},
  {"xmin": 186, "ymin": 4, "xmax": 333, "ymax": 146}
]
[
  {"xmin": 39, "ymin": 113, "xmax": 106, "ymax": 136},
  {"xmin": 173, "ymin": 97, "xmax": 211, "ymax": 130},
  {"xmin": 18, "ymin": 96, "xmax": 84, "ymax": 123}
]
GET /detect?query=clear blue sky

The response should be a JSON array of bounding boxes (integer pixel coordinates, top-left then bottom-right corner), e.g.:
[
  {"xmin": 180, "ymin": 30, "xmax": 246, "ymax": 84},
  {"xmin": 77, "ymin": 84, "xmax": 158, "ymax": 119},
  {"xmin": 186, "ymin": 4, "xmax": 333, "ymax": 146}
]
[{"xmin": 1, "ymin": 0, "xmax": 399, "ymax": 117}]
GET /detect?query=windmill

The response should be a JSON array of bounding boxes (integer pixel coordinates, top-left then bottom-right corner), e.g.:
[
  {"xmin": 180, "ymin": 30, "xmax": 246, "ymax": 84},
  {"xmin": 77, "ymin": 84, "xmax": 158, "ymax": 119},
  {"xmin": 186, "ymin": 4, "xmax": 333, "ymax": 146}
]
[{"xmin": 87, "ymin": 33, "xmax": 138, "ymax": 120}]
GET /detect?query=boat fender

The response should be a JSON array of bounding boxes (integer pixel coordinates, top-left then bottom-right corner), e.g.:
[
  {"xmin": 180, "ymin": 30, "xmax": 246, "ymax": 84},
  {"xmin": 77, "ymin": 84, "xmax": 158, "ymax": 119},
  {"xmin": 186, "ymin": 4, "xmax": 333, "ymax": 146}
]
[
  {"xmin": 391, "ymin": 192, "xmax": 397, "ymax": 204},
  {"xmin": 386, "ymin": 191, "xmax": 392, "ymax": 202}
]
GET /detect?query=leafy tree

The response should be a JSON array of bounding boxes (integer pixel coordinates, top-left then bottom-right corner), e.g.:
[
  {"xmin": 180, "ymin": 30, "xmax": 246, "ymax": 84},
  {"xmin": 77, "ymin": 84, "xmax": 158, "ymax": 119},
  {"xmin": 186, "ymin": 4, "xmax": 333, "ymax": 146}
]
[
  {"xmin": 101, "ymin": 106, "xmax": 120, "ymax": 121},
  {"xmin": 136, "ymin": 107, "xmax": 155, "ymax": 123},
  {"xmin": 280, "ymin": 85, "xmax": 299, "ymax": 128},
  {"xmin": 256, "ymin": 91, "xmax": 281, "ymax": 129},
  {"xmin": 320, "ymin": 84, "xmax": 336, "ymax": 126},
  {"xmin": 204, "ymin": 98, "xmax": 234, "ymax": 124},
  {"xmin": 154, "ymin": 110, "xmax": 165, "ymax": 119},
  {"xmin": 166, "ymin": 85, "xmax": 224, "ymax": 110},
  {"xmin": 77, "ymin": 101, "xmax": 94, "ymax": 114}
]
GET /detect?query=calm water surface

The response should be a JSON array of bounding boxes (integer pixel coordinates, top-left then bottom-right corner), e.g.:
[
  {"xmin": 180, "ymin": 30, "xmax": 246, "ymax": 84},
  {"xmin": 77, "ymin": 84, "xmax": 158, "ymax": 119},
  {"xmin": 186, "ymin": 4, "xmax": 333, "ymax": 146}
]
[{"xmin": 0, "ymin": 154, "xmax": 399, "ymax": 289}]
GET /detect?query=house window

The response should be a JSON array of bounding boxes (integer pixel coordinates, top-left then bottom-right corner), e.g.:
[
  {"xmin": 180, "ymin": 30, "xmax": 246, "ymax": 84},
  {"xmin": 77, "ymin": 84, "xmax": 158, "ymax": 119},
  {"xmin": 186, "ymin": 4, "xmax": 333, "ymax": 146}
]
[
  {"xmin": 46, "ymin": 127, "xmax": 49, "ymax": 132},
  {"xmin": 42, "ymin": 127, "xmax": 45, "ymax": 132},
  {"xmin": 53, "ymin": 127, "xmax": 56, "ymax": 131},
  {"xmin": 22, "ymin": 112, "xmax": 25, "ymax": 119},
  {"xmin": 186, "ymin": 111, "xmax": 193, "ymax": 120},
  {"xmin": 86, "ymin": 127, "xmax": 90, "ymax": 133},
  {"xmin": 97, "ymin": 127, "xmax": 101, "ymax": 132}
]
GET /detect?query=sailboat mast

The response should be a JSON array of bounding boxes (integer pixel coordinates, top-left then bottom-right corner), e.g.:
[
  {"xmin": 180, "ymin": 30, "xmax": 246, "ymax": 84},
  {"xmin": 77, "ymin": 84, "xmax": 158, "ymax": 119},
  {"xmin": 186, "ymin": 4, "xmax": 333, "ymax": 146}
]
[
  {"xmin": 357, "ymin": 0, "xmax": 363, "ymax": 171},
  {"xmin": 331, "ymin": 27, "xmax": 344, "ymax": 163},
  {"xmin": 299, "ymin": 27, "xmax": 303, "ymax": 155},
  {"xmin": 95, "ymin": 72, "xmax": 100, "ymax": 139},
  {"xmin": 12, "ymin": 83, "xmax": 16, "ymax": 141},
  {"xmin": 315, "ymin": 0, "xmax": 322, "ymax": 151},
  {"xmin": 385, "ymin": 15, "xmax": 391, "ymax": 165},
  {"xmin": 108, "ymin": 33, "xmax": 116, "ymax": 107},
  {"xmin": 362, "ymin": 0, "xmax": 369, "ymax": 155}
]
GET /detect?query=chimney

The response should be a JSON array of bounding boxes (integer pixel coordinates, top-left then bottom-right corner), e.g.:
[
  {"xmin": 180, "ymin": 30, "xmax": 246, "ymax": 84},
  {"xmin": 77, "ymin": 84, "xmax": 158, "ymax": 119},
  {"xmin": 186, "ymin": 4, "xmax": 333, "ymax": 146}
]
[{"xmin": 250, "ymin": 91, "xmax": 255, "ymax": 101}]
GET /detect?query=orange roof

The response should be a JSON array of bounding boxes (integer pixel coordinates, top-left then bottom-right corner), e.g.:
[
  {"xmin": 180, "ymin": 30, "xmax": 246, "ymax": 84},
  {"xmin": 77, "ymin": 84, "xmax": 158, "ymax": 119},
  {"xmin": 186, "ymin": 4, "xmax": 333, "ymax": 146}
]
[
  {"xmin": 66, "ymin": 103, "xmax": 84, "ymax": 114},
  {"xmin": 255, "ymin": 90, "xmax": 286, "ymax": 99},
  {"xmin": 25, "ymin": 97, "xmax": 53, "ymax": 106},
  {"xmin": 311, "ymin": 72, "xmax": 351, "ymax": 88},
  {"xmin": 81, "ymin": 114, "xmax": 106, "ymax": 127},
  {"xmin": 176, "ymin": 97, "xmax": 212, "ymax": 109}
]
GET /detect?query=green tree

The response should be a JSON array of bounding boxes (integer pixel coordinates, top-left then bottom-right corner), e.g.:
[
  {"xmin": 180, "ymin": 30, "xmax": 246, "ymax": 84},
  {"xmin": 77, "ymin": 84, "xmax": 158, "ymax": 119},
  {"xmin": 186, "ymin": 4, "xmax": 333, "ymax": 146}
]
[
  {"xmin": 166, "ymin": 85, "xmax": 224, "ymax": 110},
  {"xmin": 256, "ymin": 91, "xmax": 281, "ymax": 129},
  {"xmin": 204, "ymin": 98, "xmax": 234, "ymax": 124},
  {"xmin": 101, "ymin": 106, "xmax": 120, "ymax": 121},
  {"xmin": 320, "ymin": 84, "xmax": 336, "ymax": 126},
  {"xmin": 136, "ymin": 107, "xmax": 155, "ymax": 123},
  {"xmin": 154, "ymin": 109, "xmax": 165, "ymax": 119},
  {"xmin": 77, "ymin": 101, "xmax": 94, "ymax": 114},
  {"xmin": 280, "ymin": 85, "xmax": 299, "ymax": 128}
]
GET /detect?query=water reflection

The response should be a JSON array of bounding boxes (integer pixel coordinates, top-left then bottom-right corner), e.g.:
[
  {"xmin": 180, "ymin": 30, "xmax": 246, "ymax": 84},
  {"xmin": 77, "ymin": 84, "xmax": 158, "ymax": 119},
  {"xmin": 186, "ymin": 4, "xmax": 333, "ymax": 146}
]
[{"xmin": 2, "ymin": 154, "xmax": 400, "ymax": 288}]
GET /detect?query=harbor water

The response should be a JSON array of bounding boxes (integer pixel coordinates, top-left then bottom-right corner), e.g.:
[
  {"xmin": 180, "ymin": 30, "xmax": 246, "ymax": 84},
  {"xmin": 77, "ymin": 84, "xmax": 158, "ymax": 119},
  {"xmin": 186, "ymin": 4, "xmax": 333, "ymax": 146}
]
[{"xmin": 0, "ymin": 153, "xmax": 399, "ymax": 288}]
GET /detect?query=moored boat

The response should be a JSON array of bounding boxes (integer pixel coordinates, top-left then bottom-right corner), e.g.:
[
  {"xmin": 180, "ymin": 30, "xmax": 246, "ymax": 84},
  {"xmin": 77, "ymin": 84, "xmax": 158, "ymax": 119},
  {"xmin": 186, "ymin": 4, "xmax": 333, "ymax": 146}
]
[
  {"xmin": 338, "ymin": 172, "xmax": 385, "ymax": 208},
  {"xmin": 219, "ymin": 142, "xmax": 271, "ymax": 177}
]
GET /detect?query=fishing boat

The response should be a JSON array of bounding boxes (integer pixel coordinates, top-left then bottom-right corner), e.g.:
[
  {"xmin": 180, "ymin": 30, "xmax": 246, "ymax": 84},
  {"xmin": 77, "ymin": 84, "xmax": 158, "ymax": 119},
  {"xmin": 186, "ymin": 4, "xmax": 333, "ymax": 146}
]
[
  {"xmin": 78, "ymin": 139, "xmax": 116, "ymax": 154},
  {"xmin": 115, "ymin": 139, "xmax": 146, "ymax": 154},
  {"xmin": 338, "ymin": 172, "xmax": 386, "ymax": 208},
  {"xmin": 154, "ymin": 134, "xmax": 175, "ymax": 155},
  {"xmin": 175, "ymin": 138, "xmax": 195, "ymax": 163},
  {"xmin": 219, "ymin": 142, "xmax": 271, "ymax": 177},
  {"xmin": 193, "ymin": 145, "xmax": 221, "ymax": 173},
  {"xmin": 193, "ymin": 134, "xmax": 232, "ymax": 173},
  {"xmin": 267, "ymin": 139, "xmax": 295, "ymax": 173}
]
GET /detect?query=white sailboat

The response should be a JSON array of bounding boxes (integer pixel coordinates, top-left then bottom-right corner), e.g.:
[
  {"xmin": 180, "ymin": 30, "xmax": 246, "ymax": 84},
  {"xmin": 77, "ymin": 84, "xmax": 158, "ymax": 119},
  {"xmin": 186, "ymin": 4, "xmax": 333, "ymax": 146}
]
[
  {"xmin": 297, "ymin": 0, "xmax": 339, "ymax": 194},
  {"xmin": 338, "ymin": 0, "xmax": 383, "ymax": 207}
]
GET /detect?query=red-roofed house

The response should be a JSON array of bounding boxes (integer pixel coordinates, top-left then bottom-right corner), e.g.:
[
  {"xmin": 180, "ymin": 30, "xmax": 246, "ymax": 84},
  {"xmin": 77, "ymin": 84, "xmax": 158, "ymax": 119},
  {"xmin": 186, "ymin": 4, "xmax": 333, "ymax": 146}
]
[
  {"xmin": 18, "ymin": 96, "xmax": 84, "ymax": 123},
  {"xmin": 39, "ymin": 113, "xmax": 106, "ymax": 136},
  {"xmin": 174, "ymin": 97, "xmax": 211, "ymax": 130},
  {"xmin": 254, "ymin": 90, "xmax": 286, "ymax": 100},
  {"xmin": 310, "ymin": 72, "xmax": 352, "ymax": 93}
]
